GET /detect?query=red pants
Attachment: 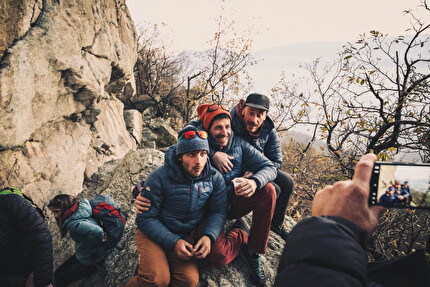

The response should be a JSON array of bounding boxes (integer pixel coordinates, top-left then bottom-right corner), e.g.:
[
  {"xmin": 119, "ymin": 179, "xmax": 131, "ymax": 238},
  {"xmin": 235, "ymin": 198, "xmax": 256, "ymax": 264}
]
[{"xmin": 208, "ymin": 183, "xmax": 276, "ymax": 266}]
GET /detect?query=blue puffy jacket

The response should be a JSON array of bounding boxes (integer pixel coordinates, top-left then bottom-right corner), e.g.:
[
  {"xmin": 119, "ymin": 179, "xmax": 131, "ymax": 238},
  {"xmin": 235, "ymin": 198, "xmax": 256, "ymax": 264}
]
[
  {"xmin": 63, "ymin": 199, "xmax": 105, "ymax": 265},
  {"xmin": 209, "ymin": 130, "xmax": 277, "ymax": 197},
  {"xmin": 230, "ymin": 99, "xmax": 283, "ymax": 169},
  {"xmin": 136, "ymin": 145, "xmax": 228, "ymax": 251},
  {"xmin": 0, "ymin": 193, "xmax": 53, "ymax": 287}
]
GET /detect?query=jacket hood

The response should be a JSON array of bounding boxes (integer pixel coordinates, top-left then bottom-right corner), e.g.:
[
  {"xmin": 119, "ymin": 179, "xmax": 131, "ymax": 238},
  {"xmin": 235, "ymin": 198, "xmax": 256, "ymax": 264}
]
[
  {"xmin": 165, "ymin": 145, "xmax": 211, "ymax": 182},
  {"xmin": 63, "ymin": 199, "xmax": 92, "ymax": 227},
  {"xmin": 232, "ymin": 99, "xmax": 275, "ymax": 140}
]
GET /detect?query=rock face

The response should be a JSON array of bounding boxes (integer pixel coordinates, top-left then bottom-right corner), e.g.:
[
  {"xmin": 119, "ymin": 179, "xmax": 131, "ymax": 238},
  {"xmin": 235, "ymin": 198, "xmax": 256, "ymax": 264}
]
[{"xmin": 0, "ymin": 0, "xmax": 137, "ymax": 203}]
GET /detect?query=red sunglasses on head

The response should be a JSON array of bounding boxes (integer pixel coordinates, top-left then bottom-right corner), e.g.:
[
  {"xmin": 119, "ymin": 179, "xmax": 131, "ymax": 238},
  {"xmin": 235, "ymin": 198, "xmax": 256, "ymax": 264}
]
[
  {"xmin": 183, "ymin": 130, "xmax": 208, "ymax": 140},
  {"xmin": 207, "ymin": 104, "xmax": 229, "ymax": 113}
]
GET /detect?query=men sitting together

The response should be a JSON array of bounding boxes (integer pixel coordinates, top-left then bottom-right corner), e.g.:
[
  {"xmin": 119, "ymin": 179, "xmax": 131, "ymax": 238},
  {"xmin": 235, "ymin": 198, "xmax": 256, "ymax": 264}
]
[
  {"xmin": 4, "ymin": 93, "xmax": 427, "ymax": 287},
  {"xmin": 378, "ymin": 181, "xmax": 411, "ymax": 208},
  {"xmin": 130, "ymin": 93, "xmax": 293, "ymax": 287}
]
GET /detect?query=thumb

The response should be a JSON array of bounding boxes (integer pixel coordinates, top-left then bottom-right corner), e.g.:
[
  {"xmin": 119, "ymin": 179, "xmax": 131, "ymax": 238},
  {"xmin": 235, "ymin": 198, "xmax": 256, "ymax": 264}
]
[
  {"xmin": 369, "ymin": 205, "xmax": 385, "ymax": 220},
  {"xmin": 367, "ymin": 205, "xmax": 385, "ymax": 234},
  {"xmin": 228, "ymin": 155, "xmax": 234, "ymax": 159}
]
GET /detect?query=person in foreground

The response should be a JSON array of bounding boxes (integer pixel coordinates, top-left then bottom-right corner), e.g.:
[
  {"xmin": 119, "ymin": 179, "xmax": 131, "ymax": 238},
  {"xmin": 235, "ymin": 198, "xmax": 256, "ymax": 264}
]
[
  {"xmin": 0, "ymin": 187, "xmax": 54, "ymax": 287},
  {"xmin": 126, "ymin": 125, "xmax": 228, "ymax": 287},
  {"xmin": 274, "ymin": 154, "xmax": 430, "ymax": 287}
]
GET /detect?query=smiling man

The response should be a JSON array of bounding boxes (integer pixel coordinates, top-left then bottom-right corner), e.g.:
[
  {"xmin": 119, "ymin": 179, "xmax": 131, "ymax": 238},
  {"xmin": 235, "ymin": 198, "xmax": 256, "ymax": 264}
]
[
  {"xmin": 126, "ymin": 125, "xmax": 227, "ymax": 287},
  {"xmin": 195, "ymin": 103, "xmax": 277, "ymax": 287},
  {"xmin": 225, "ymin": 93, "xmax": 294, "ymax": 240}
]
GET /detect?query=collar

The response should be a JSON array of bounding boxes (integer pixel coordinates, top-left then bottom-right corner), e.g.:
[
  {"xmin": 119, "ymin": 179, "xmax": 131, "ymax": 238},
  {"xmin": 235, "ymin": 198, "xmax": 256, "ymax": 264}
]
[{"xmin": 63, "ymin": 201, "xmax": 79, "ymax": 220}]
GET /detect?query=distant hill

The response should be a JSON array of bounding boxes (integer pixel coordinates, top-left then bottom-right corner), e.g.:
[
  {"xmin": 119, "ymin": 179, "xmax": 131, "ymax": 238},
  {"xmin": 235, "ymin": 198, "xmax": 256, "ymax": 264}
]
[
  {"xmin": 246, "ymin": 34, "xmax": 429, "ymax": 93},
  {"xmin": 280, "ymin": 128, "xmax": 327, "ymax": 151},
  {"xmin": 247, "ymin": 41, "xmax": 346, "ymax": 92}
]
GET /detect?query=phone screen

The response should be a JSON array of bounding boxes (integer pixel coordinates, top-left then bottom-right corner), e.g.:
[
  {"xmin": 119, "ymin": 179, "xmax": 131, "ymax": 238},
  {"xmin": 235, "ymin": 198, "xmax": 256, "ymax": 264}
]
[{"xmin": 369, "ymin": 162, "xmax": 430, "ymax": 209}]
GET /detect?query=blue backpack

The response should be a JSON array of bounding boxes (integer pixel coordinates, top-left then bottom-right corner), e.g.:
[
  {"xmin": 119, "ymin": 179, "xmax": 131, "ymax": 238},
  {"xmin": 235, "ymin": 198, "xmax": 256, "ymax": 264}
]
[{"xmin": 89, "ymin": 194, "xmax": 126, "ymax": 249}]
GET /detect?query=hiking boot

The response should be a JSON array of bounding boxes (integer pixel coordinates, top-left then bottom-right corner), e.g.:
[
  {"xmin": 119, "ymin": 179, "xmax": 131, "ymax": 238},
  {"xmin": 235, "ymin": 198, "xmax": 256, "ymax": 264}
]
[
  {"xmin": 271, "ymin": 225, "xmax": 289, "ymax": 241},
  {"xmin": 231, "ymin": 218, "xmax": 250, "ymax": 236},
  {"xmin": 241, "ymin": 244, "xmax": 266, "ymax": 287}
]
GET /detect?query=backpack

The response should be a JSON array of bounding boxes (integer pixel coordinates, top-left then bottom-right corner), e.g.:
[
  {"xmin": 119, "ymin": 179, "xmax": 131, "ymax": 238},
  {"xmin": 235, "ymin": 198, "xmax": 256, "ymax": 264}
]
[
  {"xmin": 0, "ymin": 187, "xmax": 45, "ymax": 220},
  {"xmin": 89, "ymin": 194, "xmax": 126, "ymax": 249}
]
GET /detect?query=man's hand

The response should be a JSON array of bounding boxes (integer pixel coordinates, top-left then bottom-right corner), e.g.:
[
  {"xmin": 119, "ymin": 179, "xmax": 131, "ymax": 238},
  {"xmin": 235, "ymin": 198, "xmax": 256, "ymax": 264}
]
[
  {"xmin": 134, "ymin": 194, "xmax": 151, "ymax": 214},
  {"xmin": 25, "ymin": 273, "xmax": 34, "ymax": 287},
  {"xmin": 312, "ymin": 154, "xmax": 385, "ymax": 235},
  {"xmin": 242, "ymin": 171, "xmax": 254, "ymax": 178},
  {"xmin": 174, "ymin": 239, "xmax": 194, "ymax": 260},
  {"xmin": 234, "ymin": 178, "xmax": 257, "ymax": 198},
  {"xmin": 212, "ymin": 151, "xmax": 234, "ymax": 174},
  {"xmin": 192, "ymin": 235, "xmax": 211, "ymax": 259}
]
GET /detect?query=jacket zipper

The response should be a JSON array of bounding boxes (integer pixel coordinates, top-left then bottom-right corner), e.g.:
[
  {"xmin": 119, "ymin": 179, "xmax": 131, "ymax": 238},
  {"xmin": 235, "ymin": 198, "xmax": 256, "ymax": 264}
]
[{"xmin": 195, "ymin": 185, "xmax": 201, "ymax": 208}]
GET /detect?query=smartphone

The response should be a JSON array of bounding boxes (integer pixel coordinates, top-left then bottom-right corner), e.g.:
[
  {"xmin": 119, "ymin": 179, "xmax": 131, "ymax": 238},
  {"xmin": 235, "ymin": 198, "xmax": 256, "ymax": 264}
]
[{"xmin": 369, "ymin": 162, "xmax": 430, "ymax": 209}]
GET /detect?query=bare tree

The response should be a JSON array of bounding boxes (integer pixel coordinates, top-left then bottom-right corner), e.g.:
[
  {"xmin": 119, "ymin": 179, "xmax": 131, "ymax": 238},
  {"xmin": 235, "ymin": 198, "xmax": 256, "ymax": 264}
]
[
  {"xmin": 133, "ymin": 14, "xmax": 256, "ymax": 123},
  {"xmin": 273, "ymin": 1, "xmax": 430, "ymax": 173},
  {"xmin": 133, "ymin": 23, "xmax": 185, "ymax": 117},
  {"xmin": 181, "ymin": 15, "xmax": 255, "ymax": 122}
]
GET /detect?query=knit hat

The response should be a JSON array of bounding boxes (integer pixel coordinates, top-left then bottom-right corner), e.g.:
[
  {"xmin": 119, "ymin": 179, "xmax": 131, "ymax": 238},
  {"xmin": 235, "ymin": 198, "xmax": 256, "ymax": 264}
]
[
  {"xmin": 197, "ymin": 104, "xmax": 231, "ymax": 131},
  {"xmin": 244, "ymin": 93, "xmax": 270, "ymax": 111},
  {"xmin": 176, "ymin": 125, "xmax": 210, "ymax": 156}
]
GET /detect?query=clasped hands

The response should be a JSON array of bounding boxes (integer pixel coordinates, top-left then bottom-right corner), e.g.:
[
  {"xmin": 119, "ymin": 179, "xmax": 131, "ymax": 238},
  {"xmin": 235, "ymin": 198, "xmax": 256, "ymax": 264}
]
[{"xmin": 174, "ymin": 235, "xmax": 211, "ymax": 260}]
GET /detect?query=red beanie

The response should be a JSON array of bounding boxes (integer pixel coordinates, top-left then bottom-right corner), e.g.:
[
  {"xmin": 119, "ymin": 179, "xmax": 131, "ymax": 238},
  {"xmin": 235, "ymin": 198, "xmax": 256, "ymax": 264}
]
[{"xmin": 197, "ymin": 104, "xmax": 231, "ymax": 131}]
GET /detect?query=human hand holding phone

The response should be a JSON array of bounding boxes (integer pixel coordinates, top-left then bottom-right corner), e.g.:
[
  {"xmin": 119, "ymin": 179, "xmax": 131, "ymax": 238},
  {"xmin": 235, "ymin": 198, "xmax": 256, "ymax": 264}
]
[{"xmin": 313, "ymin": 154, "xmax": 385, "ymax": 234}]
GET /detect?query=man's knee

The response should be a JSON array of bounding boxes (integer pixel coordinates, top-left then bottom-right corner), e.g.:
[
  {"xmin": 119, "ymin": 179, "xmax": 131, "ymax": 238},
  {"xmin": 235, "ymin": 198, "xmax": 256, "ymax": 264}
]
[
  {"xmin": 208, "ymin": 245, "xmax": 229, "ymax": 267},
  {"xmin": 137, "ymin": 268, "xmax": 170, "ymax": 287},
  {"xmin": 261, "ymin": 183, "xmax": 277, "ymax": 202},
  {"xmin": 173, "ymin": 268, "xmax": 199, "ymax": 287},
  {"xmin": 186, "ymin": 271, "xmax": 199, "ymax": 287},
  {"xmin": 276, "ymin": 170, "xmax": 294, "ymax": 191}
]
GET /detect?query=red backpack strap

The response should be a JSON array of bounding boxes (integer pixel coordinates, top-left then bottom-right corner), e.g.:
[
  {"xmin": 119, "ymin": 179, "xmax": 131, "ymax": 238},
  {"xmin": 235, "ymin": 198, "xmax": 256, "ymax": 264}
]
[{"xmin": 63, "ymin": 202, "xmax": 79, "ymax": 219}]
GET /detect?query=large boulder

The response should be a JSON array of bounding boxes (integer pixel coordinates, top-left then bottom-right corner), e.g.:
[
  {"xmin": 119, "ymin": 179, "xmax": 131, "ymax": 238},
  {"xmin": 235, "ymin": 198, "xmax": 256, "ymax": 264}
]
[{"xmin": 0, "ymin": 0, "xmax": 137, "ymax": 203}]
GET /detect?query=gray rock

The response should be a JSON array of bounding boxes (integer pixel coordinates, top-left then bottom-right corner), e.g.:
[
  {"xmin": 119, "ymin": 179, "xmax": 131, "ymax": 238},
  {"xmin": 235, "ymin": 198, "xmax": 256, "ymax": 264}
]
[
  {"xmin": 124, "ymin": 109, "xmax": 143, "ymax": 145},
  {"xmin": 0, "ymin": 0, "xmax": 137, "ymax": 203},
  {"xmin": 141, "ymin": 127, "xmax": 157, "ymax": 149},
  {"xmin": 149, "ymin": 118, "xmax": 178, "ymax": 149}
]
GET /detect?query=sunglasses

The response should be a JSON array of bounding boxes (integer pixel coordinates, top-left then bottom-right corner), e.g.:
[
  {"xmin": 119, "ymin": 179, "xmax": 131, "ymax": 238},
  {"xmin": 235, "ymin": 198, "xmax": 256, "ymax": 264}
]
[
  {"xmin": 183, "ymin": 130, "xmax": 208, "ymax": 140},
  {"xmin": 207, "ymin": 104, "xmax": 229, "ymax": 113}
]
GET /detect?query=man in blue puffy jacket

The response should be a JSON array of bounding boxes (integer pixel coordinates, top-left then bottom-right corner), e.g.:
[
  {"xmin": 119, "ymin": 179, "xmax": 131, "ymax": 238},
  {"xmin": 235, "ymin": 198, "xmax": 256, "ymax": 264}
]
[
  {"xmin": 213, "ymin": 93, "xmax": 294, "ymax": 240},
  {"xmin": 126, "ymin": 125, "xmax": 228, "ymax": 287}
]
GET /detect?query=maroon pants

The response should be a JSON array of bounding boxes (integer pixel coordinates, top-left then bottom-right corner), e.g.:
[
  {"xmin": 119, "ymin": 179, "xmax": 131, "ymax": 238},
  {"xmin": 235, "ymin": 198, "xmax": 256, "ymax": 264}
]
[{"xmin": 208, "ymin": 183, "xmax": 276, "ymax": 266}]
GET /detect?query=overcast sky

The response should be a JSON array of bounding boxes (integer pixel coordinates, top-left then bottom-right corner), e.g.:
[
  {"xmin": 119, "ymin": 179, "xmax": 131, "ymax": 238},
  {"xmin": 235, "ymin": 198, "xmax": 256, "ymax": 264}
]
[{"xmin": 126, "ymin": 0, "xmax": 427, "ymax": 52}]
